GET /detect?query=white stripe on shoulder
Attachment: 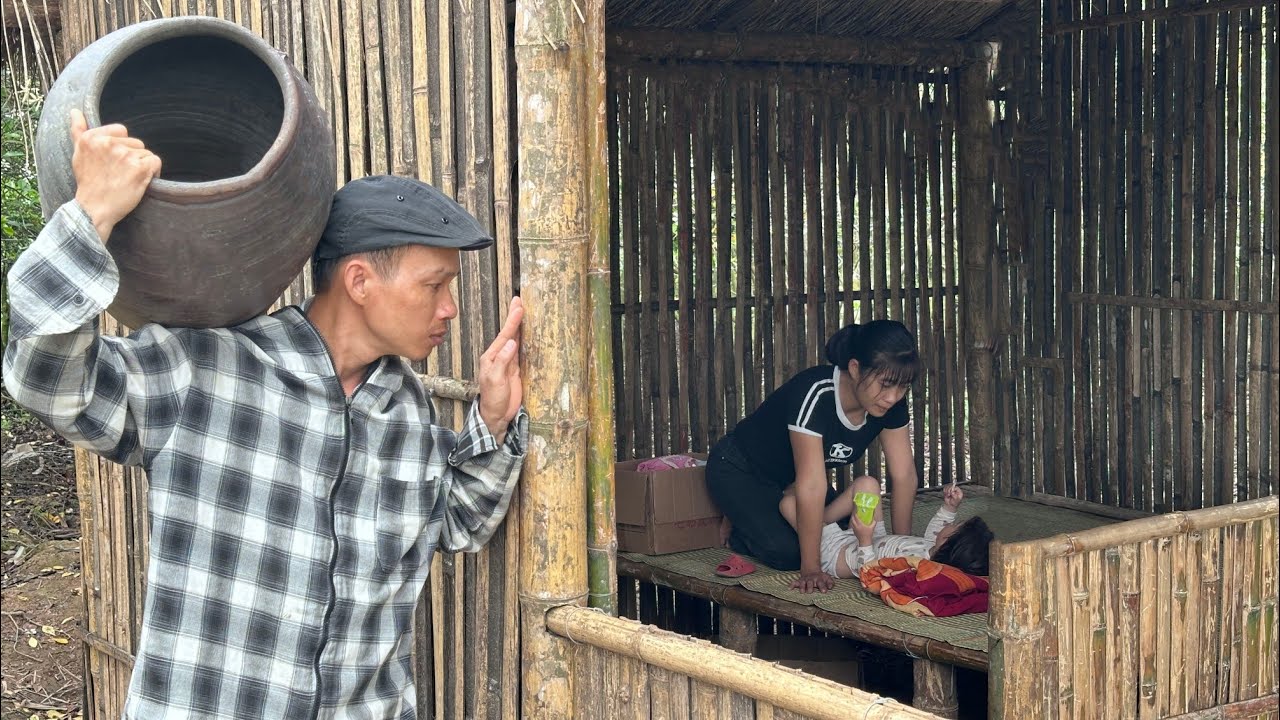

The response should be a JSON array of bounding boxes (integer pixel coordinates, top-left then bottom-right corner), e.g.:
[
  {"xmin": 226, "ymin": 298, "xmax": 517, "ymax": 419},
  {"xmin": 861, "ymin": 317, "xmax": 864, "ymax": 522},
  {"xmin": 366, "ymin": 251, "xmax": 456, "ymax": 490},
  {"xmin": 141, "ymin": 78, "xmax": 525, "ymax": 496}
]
[
  {"xmin": 787, "ymin": 424, "xmax": 823, "ymax": 437},
  {"xmin": 794, "ymin": 379, "xmax": 834, "ymax": 429}
]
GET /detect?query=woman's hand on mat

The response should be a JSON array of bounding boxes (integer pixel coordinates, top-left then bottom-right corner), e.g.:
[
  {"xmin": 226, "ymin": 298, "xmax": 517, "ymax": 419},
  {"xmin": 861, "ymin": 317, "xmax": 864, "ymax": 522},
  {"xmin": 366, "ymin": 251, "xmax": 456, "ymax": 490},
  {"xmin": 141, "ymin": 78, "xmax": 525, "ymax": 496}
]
[
  {"xmin": 718, "ymin": 517, "xmax": 733, "ymax": 547},
  {"xmin": 943, "ymin": 482, "xmax": 964, "ymax": 511},
  {"xmin": 791, "ymin": 569, "xmax": 834, "ymax": 594}
]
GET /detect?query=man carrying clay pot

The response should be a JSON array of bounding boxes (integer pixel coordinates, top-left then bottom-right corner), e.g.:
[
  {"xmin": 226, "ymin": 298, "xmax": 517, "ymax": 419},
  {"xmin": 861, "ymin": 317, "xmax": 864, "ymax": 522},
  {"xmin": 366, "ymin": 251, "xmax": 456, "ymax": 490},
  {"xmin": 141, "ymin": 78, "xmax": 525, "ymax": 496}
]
[{"xmin": 4, "ymin": 109, "xmax": 526, "ymax": 719}]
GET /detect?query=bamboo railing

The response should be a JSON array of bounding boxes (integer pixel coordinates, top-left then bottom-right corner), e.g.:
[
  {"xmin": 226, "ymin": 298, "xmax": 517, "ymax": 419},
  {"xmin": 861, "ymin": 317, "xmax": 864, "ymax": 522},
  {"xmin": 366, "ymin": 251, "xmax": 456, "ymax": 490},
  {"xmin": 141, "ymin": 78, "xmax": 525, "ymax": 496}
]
[
  {"xmin": 989, "ymin": 495, "xmax": 1279, "ymax": 719},
  {"xmin": 548, "ymin": 605, "xmax": 947, "ymax": 720}
]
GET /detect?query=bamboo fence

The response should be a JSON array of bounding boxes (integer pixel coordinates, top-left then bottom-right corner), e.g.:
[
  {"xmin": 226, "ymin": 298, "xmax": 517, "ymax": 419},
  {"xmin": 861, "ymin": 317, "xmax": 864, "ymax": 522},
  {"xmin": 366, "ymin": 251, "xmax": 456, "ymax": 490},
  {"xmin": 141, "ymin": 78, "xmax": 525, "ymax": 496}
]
[
  {"xmin": 991, "ymin": 0, "xmax": 1278, "ymax": 511},
  {"xmin": 57, "ymin": 1, "xmax": 522, "ymax": 717},
  {"xmin": 989, "ymin": 495, "xmax": 1278, "ymax": 720}
]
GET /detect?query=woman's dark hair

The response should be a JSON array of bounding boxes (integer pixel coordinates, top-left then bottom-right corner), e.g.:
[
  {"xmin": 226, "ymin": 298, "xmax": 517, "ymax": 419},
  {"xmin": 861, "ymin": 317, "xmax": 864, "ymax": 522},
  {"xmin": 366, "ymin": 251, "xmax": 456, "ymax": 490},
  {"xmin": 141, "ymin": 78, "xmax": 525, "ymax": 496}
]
[
  {"xmin": 824, "ymin": 320, "xmax": 923, "ymax": 387},
  {"xmin": 931, "ymin": 517, "xmax": 995, "ymax": 576}
]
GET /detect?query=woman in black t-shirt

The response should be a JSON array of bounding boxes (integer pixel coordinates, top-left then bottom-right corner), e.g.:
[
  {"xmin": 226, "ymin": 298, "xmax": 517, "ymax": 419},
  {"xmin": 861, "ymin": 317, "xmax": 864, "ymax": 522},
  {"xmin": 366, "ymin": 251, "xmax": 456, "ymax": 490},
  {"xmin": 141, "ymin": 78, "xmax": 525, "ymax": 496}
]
[{"xmin": 706, "ymin": 320, "xmax": 924, "ymax": 593}]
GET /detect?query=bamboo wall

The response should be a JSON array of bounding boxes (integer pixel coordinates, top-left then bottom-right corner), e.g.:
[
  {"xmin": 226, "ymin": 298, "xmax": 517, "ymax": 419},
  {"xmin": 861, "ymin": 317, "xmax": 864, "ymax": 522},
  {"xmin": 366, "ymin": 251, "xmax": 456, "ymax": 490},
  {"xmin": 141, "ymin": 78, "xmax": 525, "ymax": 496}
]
[
  {"xmin": 608, "ymin": 60, "xmax": 972, "ymax": 487},
  {"xmin": 991, "ymin": 0, "xmax": 1278, "ymax": 511},
  {"xmin": 59, "ymin": 1, "xmax": 519, "ymax": 718},
  {"xmin": 989, "ymin": 495, "xmax": 1278, "ymax": 720}
]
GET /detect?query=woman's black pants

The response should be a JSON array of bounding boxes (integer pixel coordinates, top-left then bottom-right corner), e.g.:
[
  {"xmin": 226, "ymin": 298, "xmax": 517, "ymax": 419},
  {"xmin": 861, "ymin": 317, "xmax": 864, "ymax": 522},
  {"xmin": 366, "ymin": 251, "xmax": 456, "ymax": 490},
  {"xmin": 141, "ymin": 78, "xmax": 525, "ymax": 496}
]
[{"xmin": 704, "ymin": 433, "xmax": 835, "ymax": 571}]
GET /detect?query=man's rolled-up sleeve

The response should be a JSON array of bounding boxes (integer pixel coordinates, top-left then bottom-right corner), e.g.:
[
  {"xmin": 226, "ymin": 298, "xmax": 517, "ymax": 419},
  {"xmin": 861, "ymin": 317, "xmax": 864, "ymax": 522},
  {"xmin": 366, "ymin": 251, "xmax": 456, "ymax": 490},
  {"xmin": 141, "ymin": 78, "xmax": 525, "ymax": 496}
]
[{"xmin": 3, "ymin": 201, "xmax": 192, "ymax": 467}]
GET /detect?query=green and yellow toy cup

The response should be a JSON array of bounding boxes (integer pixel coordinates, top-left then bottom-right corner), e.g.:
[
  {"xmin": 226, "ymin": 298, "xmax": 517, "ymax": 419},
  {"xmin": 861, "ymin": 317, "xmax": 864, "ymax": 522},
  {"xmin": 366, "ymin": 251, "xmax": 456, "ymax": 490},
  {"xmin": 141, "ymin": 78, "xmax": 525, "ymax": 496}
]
[{"xmin": 853, "ymin": 492, "xmax": 880, "ymax": 527}]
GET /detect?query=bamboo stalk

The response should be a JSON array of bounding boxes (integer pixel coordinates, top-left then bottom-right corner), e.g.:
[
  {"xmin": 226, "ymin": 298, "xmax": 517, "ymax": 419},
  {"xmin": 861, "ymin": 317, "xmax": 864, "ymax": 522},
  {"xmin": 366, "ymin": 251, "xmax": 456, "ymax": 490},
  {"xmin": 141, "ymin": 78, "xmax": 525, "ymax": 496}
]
[
  {"xmin": 1070, "ymin": 553, "xmax": 1094, "ymax": 720},
  {"xmin": 732, "ymin": 75, "xmax": 753, "ymax": 422},
  {"xmin": 635, "ymin": 68, "xmax": 656, "ymax": 457},
  {"xmin": 959, "ymin": 54, "xmax": 996, "ymax": 489},
  {"xmin": 1170, "ymin": 533, "xmax": 1190, "ymax": 713},
  {"xmin": 715, "ymin": 79, "xmax": 738, "ymax": 437},
  {"xmin": 1217, "ymin": 523, "xmax": 1239, "ymax": 707},
  {"xmin": 1196, "ymin": 527, "xmax": 1223, "ymax": 711},
  {"xmin": 688, "ymin": 72, "xmax": 713, "ymax": 446},
  {"xmin": 437, "ymin": 0, "xmax": 455, "ymax": 196},
  {"xmin": 1138, "ymin": 538, "xmax": 1159, "ymax": 720},
  {"xmin": 515, "ymin": 1, "xmax": 591, "ymax": 717},
  {"xmin": 802, "ymin": 89, "xmax": 821, "ymax": 365},
  {"xmin": 340, "ymin": 0, "xmax": 366, "ymax": 179},
  {"xmin": 1258, "ymin": 515, "xmax": 1277, "ymax": 700},
  {"xmin": 546, "ymin": 606, "xmax": 942, "ymax": 720},
  {"xmin": 989, "ymin": 541, "xmax": 1047, "ymax": 719},
  {"xmin": 382, "ymin": 0, "xmax": 408, "ymax": 176},
  {"xmin": 584, "ymin": 0, "xmax": 616, "ymax": 616},
  {"xmin": 747, "ymin": 78, "xmax": 768, "ymax": 413}
]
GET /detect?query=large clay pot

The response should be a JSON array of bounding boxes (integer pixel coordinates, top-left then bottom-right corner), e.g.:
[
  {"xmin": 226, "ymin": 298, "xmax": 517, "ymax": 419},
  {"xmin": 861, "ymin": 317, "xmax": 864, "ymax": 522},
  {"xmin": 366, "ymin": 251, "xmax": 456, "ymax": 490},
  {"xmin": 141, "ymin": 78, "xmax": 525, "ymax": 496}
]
[{"xmin": 36, "ymin": 16, "xmax": 335, "ymax": 329}]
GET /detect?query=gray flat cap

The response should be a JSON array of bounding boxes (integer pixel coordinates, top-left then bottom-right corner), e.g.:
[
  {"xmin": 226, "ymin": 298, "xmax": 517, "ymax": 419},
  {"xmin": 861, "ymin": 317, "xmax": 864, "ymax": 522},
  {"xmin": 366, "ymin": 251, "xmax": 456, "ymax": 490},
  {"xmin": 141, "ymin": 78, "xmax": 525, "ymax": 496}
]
[{"xmin": 314, "ymin": 175, "xmax": 493, "ymax": 260}]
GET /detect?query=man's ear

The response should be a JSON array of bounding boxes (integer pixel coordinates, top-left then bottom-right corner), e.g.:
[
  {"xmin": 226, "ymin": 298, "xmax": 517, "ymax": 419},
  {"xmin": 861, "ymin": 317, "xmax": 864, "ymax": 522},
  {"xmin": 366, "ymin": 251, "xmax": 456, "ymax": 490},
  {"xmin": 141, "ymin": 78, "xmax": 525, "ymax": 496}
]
[{"xmin": 343, "ymin": 257, "xmax": 375, "ymax": 306}]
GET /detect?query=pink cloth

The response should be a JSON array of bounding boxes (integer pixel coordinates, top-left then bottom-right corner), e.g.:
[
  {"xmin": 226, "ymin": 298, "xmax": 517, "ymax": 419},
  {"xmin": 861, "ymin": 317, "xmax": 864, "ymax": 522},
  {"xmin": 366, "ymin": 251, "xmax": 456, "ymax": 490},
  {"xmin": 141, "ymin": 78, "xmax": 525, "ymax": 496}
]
[{"xmin": 636, "ymin": 454, "xmax": 701, "ymax": 471}]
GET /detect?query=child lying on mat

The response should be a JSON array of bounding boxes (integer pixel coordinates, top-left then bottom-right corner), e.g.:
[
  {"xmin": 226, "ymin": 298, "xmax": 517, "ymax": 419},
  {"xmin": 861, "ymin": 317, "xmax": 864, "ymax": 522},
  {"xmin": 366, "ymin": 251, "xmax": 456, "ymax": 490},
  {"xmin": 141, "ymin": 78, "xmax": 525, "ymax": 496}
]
[{"xmin": 779, "ymin": 476, "xmax": 994, "ymax": 579}]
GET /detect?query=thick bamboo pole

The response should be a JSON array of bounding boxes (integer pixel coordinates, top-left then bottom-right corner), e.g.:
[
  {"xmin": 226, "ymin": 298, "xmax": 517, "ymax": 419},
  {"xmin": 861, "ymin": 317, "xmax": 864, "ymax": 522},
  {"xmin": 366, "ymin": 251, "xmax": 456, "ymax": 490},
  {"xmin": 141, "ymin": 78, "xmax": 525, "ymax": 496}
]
[
  {"xmin": 988, "ymin": 541, "xmax": 1047, "ymax": 719},
  {"xmin": 545, "ymin": 606, "xmax": 945, "ymax": 720},
  {"xmin": 583, "ymin": 0, "xmax": 617, "ymax": 616},
  {"xmin": 515, "ymin": 1, "xmax": 591, "ymax": 718},
  {"xmin": 958, "ymin": 48, "xmax": 996, "ymax": 488}
]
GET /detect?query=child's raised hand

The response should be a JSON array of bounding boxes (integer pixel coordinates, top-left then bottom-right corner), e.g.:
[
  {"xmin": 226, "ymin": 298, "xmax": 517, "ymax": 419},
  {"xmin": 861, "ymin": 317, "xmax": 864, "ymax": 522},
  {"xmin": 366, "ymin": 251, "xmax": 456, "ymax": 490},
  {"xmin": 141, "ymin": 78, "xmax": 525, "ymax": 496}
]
[{"xmin": 943, "ymin": 481, "xmax": 964, "ymax": 511}]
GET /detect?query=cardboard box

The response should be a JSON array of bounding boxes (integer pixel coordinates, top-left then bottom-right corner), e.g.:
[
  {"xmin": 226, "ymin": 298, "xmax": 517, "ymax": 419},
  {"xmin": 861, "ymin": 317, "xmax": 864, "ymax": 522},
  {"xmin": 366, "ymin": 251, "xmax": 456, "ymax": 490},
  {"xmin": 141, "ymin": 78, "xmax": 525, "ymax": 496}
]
[
  {"xmin": 615, "ymin": 454, "xmax": 720, "ymax": 554},
  {"xmin": 753, "ymin": 636, "xmax": 864, "ymax": 688}
]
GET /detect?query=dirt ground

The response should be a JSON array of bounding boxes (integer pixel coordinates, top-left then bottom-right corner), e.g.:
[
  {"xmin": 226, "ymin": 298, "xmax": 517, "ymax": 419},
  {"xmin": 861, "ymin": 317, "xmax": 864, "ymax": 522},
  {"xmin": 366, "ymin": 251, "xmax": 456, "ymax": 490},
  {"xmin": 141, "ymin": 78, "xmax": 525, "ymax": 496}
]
[{"xmin": 1, "ymin": 392, "xmax": 84, "ymax": 720}]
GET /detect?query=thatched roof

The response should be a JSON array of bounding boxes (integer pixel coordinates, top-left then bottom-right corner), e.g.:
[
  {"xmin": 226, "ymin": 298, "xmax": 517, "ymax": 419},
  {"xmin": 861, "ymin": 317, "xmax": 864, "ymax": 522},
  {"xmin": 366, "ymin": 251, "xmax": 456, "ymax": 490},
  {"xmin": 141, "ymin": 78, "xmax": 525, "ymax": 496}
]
[{"xmin": 606, "ymin": 0, "xmax": 1017, "ymax": 40}]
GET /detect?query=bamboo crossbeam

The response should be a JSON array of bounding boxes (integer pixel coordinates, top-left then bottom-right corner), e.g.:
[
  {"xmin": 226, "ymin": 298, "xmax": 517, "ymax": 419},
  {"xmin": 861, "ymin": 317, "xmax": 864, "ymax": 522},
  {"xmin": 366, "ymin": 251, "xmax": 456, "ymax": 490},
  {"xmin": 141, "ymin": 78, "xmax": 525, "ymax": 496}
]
[
  {"xmin": 1043, "ymin": 0, "xmax": 1270, "ymax": 36},
  {"xmin": 607, "ymin": 28, "xmax": 971, "ymax": 68},
  {"xmin": 1067, "ymin": 292, "xmax": 1278, "ymax": 316},
  {"xmin": 616, "ymin": 557, "xmax": 988, "ymax": 670},
  {"xmin": 1162, "ymin": 693, "xmax": 1280, "ymax": 720},
  {"xmin": 1034, "ymin": 495, "xmax": 1278, "ymax": 558},
  {"xmin": 418, "ymin": 374, "xmax": 479, "ymax": 401},
  {"xmin": 544, "ymin": 606, "xmax": 945, "ymax": 720},
  {"xmin": 610, "ymin": 284, "xmax": 962, "ymax": 316}
]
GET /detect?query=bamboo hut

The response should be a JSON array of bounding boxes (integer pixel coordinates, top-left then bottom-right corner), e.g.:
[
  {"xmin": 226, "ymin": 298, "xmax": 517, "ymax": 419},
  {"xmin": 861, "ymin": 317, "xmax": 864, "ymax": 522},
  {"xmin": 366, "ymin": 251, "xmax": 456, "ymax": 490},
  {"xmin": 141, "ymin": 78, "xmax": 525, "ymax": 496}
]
[{"xmin": 36, "ymin": 0, "xmax": 1280, "ymax": 717}]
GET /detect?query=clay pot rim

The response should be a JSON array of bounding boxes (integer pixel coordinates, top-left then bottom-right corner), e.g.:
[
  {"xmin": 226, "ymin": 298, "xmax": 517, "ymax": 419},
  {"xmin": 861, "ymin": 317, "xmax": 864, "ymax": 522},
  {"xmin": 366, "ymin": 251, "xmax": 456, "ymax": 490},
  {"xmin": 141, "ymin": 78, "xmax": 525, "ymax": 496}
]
[{"xmin": 82, "ymin": 16, "xmax": 300, "ymax": 203}]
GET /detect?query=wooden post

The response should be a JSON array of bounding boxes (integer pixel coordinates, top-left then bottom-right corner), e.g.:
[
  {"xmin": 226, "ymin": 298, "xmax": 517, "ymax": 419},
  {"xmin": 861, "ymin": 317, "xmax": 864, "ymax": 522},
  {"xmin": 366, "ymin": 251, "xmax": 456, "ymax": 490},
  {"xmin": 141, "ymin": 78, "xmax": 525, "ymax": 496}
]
[
  {"xmin": 958, "ymin": 46, "xmax": 997, "ymax": 489},
  {"xmin": 988, "ymin": 541, "xmax": 1047, "ymax": 719},
  {"xmin": 516, "ymin": 1, "xmax": 593, "ymax": 717},
  {"xmin": 583, "ymin": 0, "xmax": 618, "ymax": 616},
  {"xmin": 718, "ymin": 606, "xmax": 758, "ymax": 655},
  {"xmin": 913, "ymin": 659, "xmax": 959, "ymax": 718}
]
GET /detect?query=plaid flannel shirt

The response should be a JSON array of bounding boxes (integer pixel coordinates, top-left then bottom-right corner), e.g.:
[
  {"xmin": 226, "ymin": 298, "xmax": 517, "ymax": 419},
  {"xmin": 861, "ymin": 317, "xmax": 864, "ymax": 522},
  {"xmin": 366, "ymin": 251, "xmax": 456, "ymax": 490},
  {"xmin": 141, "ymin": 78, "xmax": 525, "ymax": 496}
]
[{"xmin": 3, "ymin": 202, "xmax": 527, "ymax": 719}]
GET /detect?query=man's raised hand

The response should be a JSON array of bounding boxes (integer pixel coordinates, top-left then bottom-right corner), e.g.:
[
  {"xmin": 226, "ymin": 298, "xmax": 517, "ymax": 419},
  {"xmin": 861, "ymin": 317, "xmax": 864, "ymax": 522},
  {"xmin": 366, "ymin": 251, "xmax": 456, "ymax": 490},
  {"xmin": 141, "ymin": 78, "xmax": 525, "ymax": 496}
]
[
  {"xmin": 69, "ymin": 108, "xmax": 162, "ymax": 242},
  {"xmin": 477, "ymin": 297, "xmax": 524, "ymax": 444}
]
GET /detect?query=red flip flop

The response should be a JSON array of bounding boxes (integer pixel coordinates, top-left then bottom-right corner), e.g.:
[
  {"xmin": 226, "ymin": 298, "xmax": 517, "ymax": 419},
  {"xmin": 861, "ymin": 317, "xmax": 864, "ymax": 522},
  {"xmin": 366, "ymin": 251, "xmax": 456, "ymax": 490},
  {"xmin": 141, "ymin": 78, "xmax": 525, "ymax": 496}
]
[{"xmin": 714, "ymin": 554, "xmax": 757, "ymax": 578}]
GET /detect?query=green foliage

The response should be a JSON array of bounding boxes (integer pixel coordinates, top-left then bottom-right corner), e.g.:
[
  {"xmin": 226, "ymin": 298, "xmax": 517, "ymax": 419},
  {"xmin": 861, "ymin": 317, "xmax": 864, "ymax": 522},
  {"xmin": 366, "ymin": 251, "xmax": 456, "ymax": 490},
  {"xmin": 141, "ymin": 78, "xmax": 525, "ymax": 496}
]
[{"xmin": 1, "ymin": 70, "xmax": 45, "ymax": 348}]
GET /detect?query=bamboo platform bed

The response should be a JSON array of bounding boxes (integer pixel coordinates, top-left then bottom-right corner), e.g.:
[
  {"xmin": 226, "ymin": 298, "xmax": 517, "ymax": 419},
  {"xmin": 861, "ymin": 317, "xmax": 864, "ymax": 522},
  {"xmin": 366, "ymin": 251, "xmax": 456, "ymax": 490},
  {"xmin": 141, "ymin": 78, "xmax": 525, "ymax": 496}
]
[{"xmin": 617, "ymin": 488, "xmax": 1279, "ymax": 718}]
